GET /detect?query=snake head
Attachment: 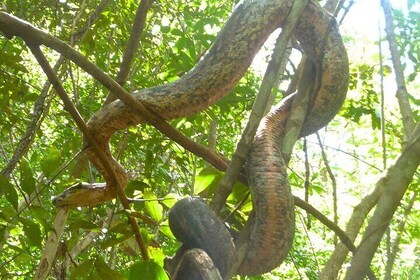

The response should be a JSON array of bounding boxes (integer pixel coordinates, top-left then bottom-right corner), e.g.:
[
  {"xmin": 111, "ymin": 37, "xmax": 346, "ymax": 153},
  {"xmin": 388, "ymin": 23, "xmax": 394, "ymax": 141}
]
[{"xmin": 52, "ymin": 182, "xmax": 114, "ymax": 208}]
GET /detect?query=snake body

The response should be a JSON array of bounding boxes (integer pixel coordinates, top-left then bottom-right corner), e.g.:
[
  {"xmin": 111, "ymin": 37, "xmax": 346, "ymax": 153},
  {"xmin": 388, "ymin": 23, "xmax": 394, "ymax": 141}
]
[{"xmin": 53, "ymin": 0, "xmax": 348, "ymax": 277}]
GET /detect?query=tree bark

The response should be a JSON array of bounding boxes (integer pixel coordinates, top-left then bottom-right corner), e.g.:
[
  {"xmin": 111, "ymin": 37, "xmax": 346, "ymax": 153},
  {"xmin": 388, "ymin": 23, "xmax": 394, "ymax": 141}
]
[
  {"xmin": 381, "ymin": 0, "xmax": 415, "ymax": 143},
  {"xmin": 344, "ymin": 125, "xmax": 420, "ymax": 279}
]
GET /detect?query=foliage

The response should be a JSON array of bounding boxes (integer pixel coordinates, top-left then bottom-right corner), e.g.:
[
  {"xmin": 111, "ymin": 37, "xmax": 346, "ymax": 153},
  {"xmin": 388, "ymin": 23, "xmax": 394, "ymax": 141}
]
[{"xmin": 0, "ymin": 0, "xmax": 418, "ymax": 279}]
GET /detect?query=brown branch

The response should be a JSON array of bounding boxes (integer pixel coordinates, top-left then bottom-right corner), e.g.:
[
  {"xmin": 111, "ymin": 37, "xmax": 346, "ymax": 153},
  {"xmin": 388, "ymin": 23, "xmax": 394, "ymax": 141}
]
[
  {"xmin": 316, "ymin": 132, "xmax": 338, "ymax": 244},
  {"xmin": 72, "ymin": 0, "xmax": 111, "ymax": 42},
  {"xmin": 281, "ymin": 57, "xmax": 315, "ymax": 162},
  {"xmin": 104, "ymin": 0, "xmax": 154, "ymax": 104},
  {"xmin": 344, "ymin": 126, "xmax": 420, "ymax": 279},
  {"xmin": 26, "ymin": 44, "xmax": 149, "ymax": 261}
]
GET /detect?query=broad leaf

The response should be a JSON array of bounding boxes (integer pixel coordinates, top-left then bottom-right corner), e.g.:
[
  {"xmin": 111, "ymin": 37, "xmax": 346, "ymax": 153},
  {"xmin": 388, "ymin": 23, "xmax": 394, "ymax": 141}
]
[
  {"xmin": 129, "ymin": 260, "xmax": 169, "ymax": 280},
  {"xmin": 144, "ymin": 190, "xmax": 163, "ymax": 222}
]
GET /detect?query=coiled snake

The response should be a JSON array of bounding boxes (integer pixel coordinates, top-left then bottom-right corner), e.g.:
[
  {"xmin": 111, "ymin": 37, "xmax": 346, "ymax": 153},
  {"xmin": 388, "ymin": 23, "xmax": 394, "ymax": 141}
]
[{"xmin": 53, "ymin": 0, "xmax": 348, "ymax": 278}]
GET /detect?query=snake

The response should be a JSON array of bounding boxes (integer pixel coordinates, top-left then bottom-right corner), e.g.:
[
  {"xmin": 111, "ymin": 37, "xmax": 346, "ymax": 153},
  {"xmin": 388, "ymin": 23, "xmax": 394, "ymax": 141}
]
[{"xmin": 52, "ymin": 0, "xmax": 348, "ymax": 277}]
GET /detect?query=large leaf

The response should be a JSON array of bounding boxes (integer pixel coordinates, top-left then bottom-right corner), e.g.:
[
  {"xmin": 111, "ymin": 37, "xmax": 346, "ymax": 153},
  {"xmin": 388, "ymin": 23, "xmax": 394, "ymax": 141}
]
[
  {"xmin": 19, "ymin": 217, "xmax": 42, "ymax": 247},
  {"xmin": 70, "ymin": 259, "xmax": 94, "ymax": 280},
  {"xmin": 95, "ymin": 257, "xmax": 125, "ymax": 280},
  {"xmin": 159, "ymin": 219, "xmax": 175, "ymax": 239},
  {"xmin": 0, "ymin": 174, "xmax": 18, "ymax": 211},
  {"xmin": 19, "ymin": 158, "xmax": 36, "ymax": 195},
  {"xmin": 129, "ymin": 260, "xmax": 169, "ymax": 280},
  {"xmin": 40, "ymin": 147, "xmax": 62, "ymax": 177},
  {"xmin": 144, "ymin": 190, "xmax": 163, "ymax": 222},
  {"xmin": 193, "ymin": 166, "xmax": 222, "ymax": 195}
]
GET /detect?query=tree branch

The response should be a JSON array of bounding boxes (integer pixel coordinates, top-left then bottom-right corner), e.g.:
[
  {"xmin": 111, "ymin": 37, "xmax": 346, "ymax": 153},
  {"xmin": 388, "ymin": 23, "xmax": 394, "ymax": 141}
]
[
  {"xmin": 384, "ymin": 191, "xmax": 417, "ymax": 280},
  {"xmin": 344, "ymin": 124, "xmax": 420, "ymax": 279},
  {"xmin": 0, "ymin": 11, "xmax": 230, "ymax": 177},
  {"xmin": 35, "ymin": 208, "xmax": 69, "ymax": 280},
  {"xmin": 104, "ymin": 0, "xmax": 154, "ymax": 104},
  {"xmin": 26, "ymin": 44, "xmax": 149, "ymax": 261},
  {"xmin": 381, "ymin": 0, "xmax": 415, "ymax": 143},
  {"xmin": 211, "ymin": 0, "xmax": 307, "ymax": 213}
]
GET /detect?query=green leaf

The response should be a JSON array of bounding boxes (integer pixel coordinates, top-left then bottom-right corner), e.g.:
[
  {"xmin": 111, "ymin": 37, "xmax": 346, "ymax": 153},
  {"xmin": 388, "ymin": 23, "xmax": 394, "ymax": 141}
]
[
  {"xmin": 70, "ymin": 259, "xmax": 94, "ymax": 280},
  {"xmin": 227, "ymin": 180, "xmax": 249, "ymax": 203},
  {"xmin": 159, "ymin": 220, "xmax": 175, "ymax": 239},
  {"xmin": 30, "ymin": 205, "xmax": 50, "ymax": 228},
  {"xmin": 40, "ymin": 147, "xmax": 62, "ymax": 177},
  {"xmin": 311, "ymin": 183, "xmax": 324, "ymax": 195},
  {"xmin": 160, "ymin": 25, "xmax": 170, "ymax": 33},
  {"xmin": 19, "ymin": 217, "xmax": 42, "ymax": 247},
  {"xmin": 0, "ymin": 174, "xmax": 18, "ymax": 211},
  {"xmin": 171, "ymin": 28, "xmax": 184, "ymax": 36},
  {"xmin": 0, "ymin": 225, "xmax": 6, "ymax": 243},
  {"xmin": 19, "ymin": 158, "xmax": 36, "ymax": 195},
  {"xmin": 126, "ymin": 180, "xmax": 150, "ymax": 197},
  {"xmin": 101, "ymin": 234, "xmax": 131, "ymax": 249},
  {"xmin": 193, "ymin": 166, "xmax": 221, "ymax": 195},
  {"xmin": 95, "ymin": 256, "xmax": 125, "ymax": 279},
  {"xmin": 161, "ymin": 193, "xmax": 178, "ymax": 209},
  {"xmin": 68, "ymin": 220, "xmax": 99, "ymax": 231},
  {"xmin": 140, "ymin": 228, "xmax": 150, "ymax": 246},
  {"xmin": 128, "ymin": 260, "xmax": 169, "ymax": 280},
  {"xmin": 144, "ymin": 191, "xmax": 163, "ymax": 222}
]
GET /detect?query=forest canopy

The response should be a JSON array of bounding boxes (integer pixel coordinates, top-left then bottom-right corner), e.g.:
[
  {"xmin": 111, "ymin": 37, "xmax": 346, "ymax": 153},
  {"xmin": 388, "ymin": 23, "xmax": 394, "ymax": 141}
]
[{"xmin": 0, "ymin": 0, "xmax": 419, "ymax": 279}]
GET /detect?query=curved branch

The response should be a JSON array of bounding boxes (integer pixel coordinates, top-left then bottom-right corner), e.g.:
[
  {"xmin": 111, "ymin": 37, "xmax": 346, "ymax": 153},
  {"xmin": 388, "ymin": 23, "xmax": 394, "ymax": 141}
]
[{"xmin": 26, "ymin": 44, "xmax": 149, "ymax": 260}]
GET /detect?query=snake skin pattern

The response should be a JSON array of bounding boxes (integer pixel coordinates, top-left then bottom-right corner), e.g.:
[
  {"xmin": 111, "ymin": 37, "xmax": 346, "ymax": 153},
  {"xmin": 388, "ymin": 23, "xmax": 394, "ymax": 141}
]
[{"xmin": 53, "ymin": 0, "xmax": 348, "ymax": 277}]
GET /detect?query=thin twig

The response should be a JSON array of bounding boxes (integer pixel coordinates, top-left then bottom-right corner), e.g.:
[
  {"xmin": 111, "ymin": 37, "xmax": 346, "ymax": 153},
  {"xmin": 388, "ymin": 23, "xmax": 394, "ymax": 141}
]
[
  {"xmin": 316, "ymin": 132, "xmax": 338, "ymax": 244},
  {"xmin": 104, "ymin": 0, "xmax": 155, "ymax": 104}
]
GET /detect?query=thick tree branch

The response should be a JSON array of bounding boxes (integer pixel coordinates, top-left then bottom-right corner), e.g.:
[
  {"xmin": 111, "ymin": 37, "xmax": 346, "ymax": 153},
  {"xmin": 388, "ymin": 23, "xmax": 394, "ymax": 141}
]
[
  {"xmin": 381, "ymin": 0, "xmax": 415, "ymax": 143},
  {"xmin": 35, "ymin": 208, "xmax": 69, "ymax": 280},
  {"xmin": 281, "ymin": 57, "xmax": 314, "ymax": 161},
  {"xmin": 344, "ymin": 124, "xmax": 420, "ymax": 279}
]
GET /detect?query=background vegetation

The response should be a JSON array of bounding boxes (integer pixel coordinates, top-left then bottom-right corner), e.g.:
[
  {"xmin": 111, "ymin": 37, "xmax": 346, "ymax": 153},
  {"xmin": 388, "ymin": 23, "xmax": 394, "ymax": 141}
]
[{"xmin": 0, "ymin": 0, "xmax": 418, "ymax": 279}]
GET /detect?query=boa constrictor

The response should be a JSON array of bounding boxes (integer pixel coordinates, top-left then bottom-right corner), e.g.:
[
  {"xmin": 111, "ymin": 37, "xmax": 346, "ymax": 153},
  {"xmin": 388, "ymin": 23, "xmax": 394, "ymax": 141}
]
[{"xmin": 53, "ymin": 0, "xmax": 348, "ymax": 277}]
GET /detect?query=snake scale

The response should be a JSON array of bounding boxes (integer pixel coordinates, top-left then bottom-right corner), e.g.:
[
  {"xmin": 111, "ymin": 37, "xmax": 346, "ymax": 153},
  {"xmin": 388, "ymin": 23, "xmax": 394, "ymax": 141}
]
[{"xmin": 53, "ymin": 0, "xmax": 348, "ymax": 278}]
